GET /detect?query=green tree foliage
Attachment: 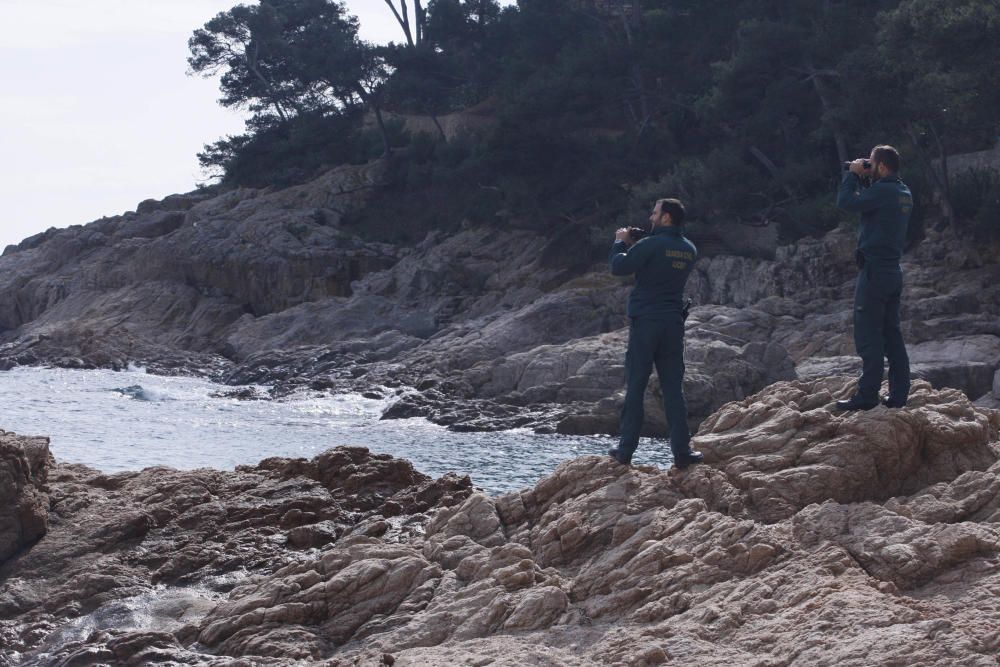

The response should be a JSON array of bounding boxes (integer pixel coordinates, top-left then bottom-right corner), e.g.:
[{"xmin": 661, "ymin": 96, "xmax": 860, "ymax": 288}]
[
  {"xmin": 191, "ymin": 0, "xmax": 1000, "ymax": 247},
  {"xmin": 378, "ymin": 1, "xmax": 505, "ymax": 138},
  {"xmin": 873, "ymin": 0, "xmax": 1000, "ymax": 224},
  {"xmin": 879, "ymin": 0, "xmax": 1000, "ymax": 150},
  {"xmin": 189, "ymin": 0, "xmax": 396, "ymax": 181},
  {"xmin": 188, "ymin": 3, "xmax": 302, "ymax": 122}
]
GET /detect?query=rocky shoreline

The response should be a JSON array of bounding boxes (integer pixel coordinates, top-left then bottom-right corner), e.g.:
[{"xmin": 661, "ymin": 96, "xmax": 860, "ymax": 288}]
[
  {"xmin": 1, "ymin": 161, "xmax": 998, "ymax": 435},
  {"xmin": 2, "ymin": 376, "xmax": 999, "ymax": 665}
]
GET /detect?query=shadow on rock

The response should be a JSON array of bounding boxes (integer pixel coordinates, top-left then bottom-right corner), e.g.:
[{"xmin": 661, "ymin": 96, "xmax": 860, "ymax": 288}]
[{"xmin": 9, "ymin": 378, "xmax": 992, "ymax": 664}]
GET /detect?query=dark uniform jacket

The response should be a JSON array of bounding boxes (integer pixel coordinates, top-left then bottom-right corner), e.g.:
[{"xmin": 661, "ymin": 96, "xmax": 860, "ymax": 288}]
[
  {"xmin": 837, "ymin": 172, "xmax": 912, "ymax": 267},
  {"xmin": 609, "ymin": 226, "xmax": 698, "ymax": 318}
]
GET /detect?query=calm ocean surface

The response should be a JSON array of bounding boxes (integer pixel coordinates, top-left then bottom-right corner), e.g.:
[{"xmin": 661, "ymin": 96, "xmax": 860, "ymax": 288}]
[{"xmin": 0, "ymin": 366, "xmax": 676, "ymax": 494}]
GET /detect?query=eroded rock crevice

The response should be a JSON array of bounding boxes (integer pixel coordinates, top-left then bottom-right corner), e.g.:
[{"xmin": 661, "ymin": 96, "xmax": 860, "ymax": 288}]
[
  {"xmin": 3, "ymin": 378, "xmax": 999, "ymax": 665},
  {"xmin": 2, "ymin": 162, "xmax": 998, "ymax": 434}
]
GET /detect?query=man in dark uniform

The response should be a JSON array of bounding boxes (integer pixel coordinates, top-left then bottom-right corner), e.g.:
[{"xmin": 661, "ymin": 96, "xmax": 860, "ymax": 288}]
[
  {"xmin": 607, "ymin": 198, "xmax": 703, "ymax": 468},
  {"xmin": 836, "ymin": 145, "xmax": 912, "ymax": 410}
]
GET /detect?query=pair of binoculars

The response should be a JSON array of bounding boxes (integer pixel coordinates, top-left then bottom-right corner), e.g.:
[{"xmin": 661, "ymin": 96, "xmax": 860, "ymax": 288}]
[{"xmin": 842, "ymin": 159, "xmax": 872, "ymax": 171}]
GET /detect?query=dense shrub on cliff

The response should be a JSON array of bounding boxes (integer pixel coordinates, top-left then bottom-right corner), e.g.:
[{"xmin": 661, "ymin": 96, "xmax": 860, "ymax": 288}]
[
  {"xmin": 190, "ymin": 0, "xmax": 1000, "ymax": 245},
  {"xmin": 951, "ymin": 167, "xmax": 1000, "ymax": 245}
]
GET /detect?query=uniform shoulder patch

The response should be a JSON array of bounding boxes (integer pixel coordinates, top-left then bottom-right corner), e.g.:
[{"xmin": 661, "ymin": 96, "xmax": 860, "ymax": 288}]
[
  {"xmin": 900, "ymin": 193, "xmax": 913, "ymax": 214},
  {"xmin": 665, "ymin": 248, "xmax": 696, "ymax": 261}
]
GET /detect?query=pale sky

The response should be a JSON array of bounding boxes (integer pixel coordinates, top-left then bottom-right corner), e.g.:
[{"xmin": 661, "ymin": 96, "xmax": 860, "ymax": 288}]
[{"xmin": 0, "ymin": 1, "xmax": 512, "ymax": 250}]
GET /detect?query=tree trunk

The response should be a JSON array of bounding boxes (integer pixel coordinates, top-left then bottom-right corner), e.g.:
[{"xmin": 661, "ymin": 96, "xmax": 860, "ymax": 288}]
[
  {"xmin": 383, "ymin": 0, "xmax": 415, "ymax": 47},
  {"xmin": 905, "ymin": 123, "xmax": 954, "ymax": 226},
  {"xmin": 246, "ymin": 41, "xmax": 289, "ymax": 122},
  {"xmin": 749, "ymin": 145, "xmax": 798, "ymax": 202},
  {"xmin": 357, "ymin": 85, "xmax": 392, "ymax": 156},
  {"xmin": 414, "ymin": 0, "xmax": 425, "ymax": 44},
  {"xmin": 804, "ymin": 64, "xmax": 848, "ymax": 164},
  {"xmin": 619, "ymin": 0, "xmax": 650, "ymax": 135},
  {"xmin": 928, "ymin": 121, "xmax": 953, "ymax": 213},
  {"xmin": 430, "ymin": 113, "xmax": 447, "ymax": 142},
  {"xmin": 374, "ymin": 105, "xmax": 392, "ymax": 156}
]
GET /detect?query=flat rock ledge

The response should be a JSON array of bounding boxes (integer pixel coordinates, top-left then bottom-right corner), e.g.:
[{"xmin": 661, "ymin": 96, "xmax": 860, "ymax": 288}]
[{"xmin": 2, "ymin": 377, "xmax": 1000, "ymax": 666}]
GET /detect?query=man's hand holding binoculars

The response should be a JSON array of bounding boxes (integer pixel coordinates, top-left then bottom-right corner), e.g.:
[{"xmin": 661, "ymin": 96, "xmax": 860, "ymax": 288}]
[
  {"xmin": 616, "ymin": 227, "xmax": 650, "ymax": 245},
  {"xmin": 847, "ymin": 158, "xmax": 873, "ymax": 176}
]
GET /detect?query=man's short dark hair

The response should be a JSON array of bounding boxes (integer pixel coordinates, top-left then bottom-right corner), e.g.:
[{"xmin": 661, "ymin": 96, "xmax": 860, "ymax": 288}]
[
  {"xmin": 657, "ymin": 198, "xmax": 685, "ymax": 226},
  {"xmin": 872, "ymin": 145, "xmax": 901, "ymax": 173}
]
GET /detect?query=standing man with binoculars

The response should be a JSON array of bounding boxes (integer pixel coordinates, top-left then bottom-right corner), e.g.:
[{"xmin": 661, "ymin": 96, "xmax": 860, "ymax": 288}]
[
  {"xmin": 836, "ymin": 145, "xmax": 913, "ymax": 411},
  {"xmin": 607, "ymin": 198, "xmax": 703, "ymax": 469}
]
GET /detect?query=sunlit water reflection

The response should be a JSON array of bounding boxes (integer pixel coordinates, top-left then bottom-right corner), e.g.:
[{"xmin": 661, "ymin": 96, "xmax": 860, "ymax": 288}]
[{"xmin": 0, "ymin": 366, "xmax": 676, "ymax": 494}]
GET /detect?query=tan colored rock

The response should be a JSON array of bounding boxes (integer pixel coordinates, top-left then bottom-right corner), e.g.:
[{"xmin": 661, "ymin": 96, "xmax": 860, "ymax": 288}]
[
  {"xmin": 696, "ymin": 377, "xmax": 1000, "ymax": 521},
  {"xmin": 0, "ymin": 444, "xmax": 470, "ymax": 663},
  {"xmin": 0, "ymin": 431, "xmax": 51, "ymax": 565},
  {"xmin": 178, "ymin": 381, "xmax": 1000, "ymax": 666},
  {"xmin": 426, "ymin": 492, "xmax": 506, "ymax": 548},
  {"xmin": 7, "ymin": 380, "xmax": 1000, "ymax": 665},
  {"xmin": 794, "ymin": 498, "xmax": 1000, "ymax": 589},
  {"xmin": 197, "ymin": 538, "xmax": 442, "ymax": 657}
]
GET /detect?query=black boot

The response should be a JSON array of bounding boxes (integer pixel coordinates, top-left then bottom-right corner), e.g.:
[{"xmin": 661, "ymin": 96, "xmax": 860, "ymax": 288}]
[
  {"xmin": 881, "ymin": 396, "xmax": 906, "ymax": 408},
  {"xmin": 835, "ymin": 396, "xmax": 878, "ymax": 411},
  {"xmin": 608, "ymin": 447, "xmax": 632, "ymax": 465},
  {"xmin": 673, "ymin": 450, "xmax": 704, "ymax": 469}
]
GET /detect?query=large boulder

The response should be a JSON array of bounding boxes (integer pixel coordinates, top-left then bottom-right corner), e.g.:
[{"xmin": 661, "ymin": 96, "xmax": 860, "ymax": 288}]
[
  {"xmin": 687, "ymin": 222, "xmax": 857, "ymax": 307},
  {"xmin": 174, "ymin": 380, "xmax": 1000, "ymax": 665},
  {"xmin": 0, "ymin": 446, "xmax": 472, "ymax": 661},
  {"xmin": 976, "ymin": 367, "xmax": 1000, "ymax": 410},
  {"xmin": 375, "ymin": 301, "xmax": 796, "ymax": 435},
  {"xmin": 908, "ymin": 335, "xmax": 1000, "ymax": 400},
  {"xmin": 0, "ymin": 431, "xmax": 51, "ymax": 565},
  {"xmin": 544, "ymin": 306, "xmax": 796, "ymax": 435},
  {"xmin": 7, "ymin": 381, "xmax": 1000, "ymax": 665},
  {"xmin": 696, "ymin": 377, "xmax": 1000, "ymax": 522}
]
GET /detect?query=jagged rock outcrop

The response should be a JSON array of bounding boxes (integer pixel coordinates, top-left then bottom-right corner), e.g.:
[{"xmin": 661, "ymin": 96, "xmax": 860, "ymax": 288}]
[
  {"xmin": 7, "ymin": 378, "xmax": 998, "ymax": 665},
  {"xmin": 193, "ymin": 379, "xmax": 1000, "ymax": 665},
  {"xmin": 0, "ymin": 161, "xmax": 397, "ymax": 370},
  {"xmin": 222, "ymin": 221, "xmax": 999, "ymax": 434},
  {"xmin": 1, "ymin": 160, "xmax": 997, "ymax": 436},
  {"xmin": 697, "ymin": 377, "xmax": 1000, "ymax": 522},
  {"xmin": 0, "ymin": 445, "xmax": 472, "ymax": 665},
  {"xmin": 0, "ymin": 432, "xmax": 52, "ymax": 565}
]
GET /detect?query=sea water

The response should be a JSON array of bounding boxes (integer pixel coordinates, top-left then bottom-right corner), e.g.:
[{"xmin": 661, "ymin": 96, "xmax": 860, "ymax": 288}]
[{"xmin": 0, "ymin": 366, "xmax": 675, "ymax": 494}]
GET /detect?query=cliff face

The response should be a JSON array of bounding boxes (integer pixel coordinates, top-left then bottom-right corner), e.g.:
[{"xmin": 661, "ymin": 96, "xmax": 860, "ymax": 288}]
[
  {"xmin": 2, "ymin": 378, "xmax": 998, "ymax": 665},
  {"xmin": 0, "ymin": 161, "xmax": 396, "ymax": 373},
  {"xmin": 1, "ymin": 161, "xmax": 999, "ymax": 433}
]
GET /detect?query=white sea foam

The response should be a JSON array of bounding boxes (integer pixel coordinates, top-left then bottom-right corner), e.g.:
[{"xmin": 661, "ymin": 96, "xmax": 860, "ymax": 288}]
[{"xmin": 0, "ymin": 366, "xmax": 672, "ymax": 494}]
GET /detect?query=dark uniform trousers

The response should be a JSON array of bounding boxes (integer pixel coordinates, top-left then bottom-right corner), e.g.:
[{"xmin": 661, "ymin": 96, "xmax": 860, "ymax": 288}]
[
  {"xmin": 853, "ymin": 263, "xmax": 910, "ymax": 404},
  {"xmin": 618, "ymin": 314, "xmax": 691, "ymax": 458},
  {"xmin": 837, "ymin": 171, "xmax": 912, "ymax": 405}
]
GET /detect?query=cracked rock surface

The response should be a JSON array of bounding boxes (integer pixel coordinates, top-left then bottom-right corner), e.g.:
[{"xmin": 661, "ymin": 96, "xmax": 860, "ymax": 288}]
[
  {"xmin": 4, "ymin": 377, "xmax": 999, "ymax": 665},
  {"xmin": 0, "ymin": 444, "xmax": 472, "ymax": 665},
  {"xmin": 3, "ymin": 162, "xmax": 996, "ymax": 435},
  {"xmin": 0, "ymin": 432, "xmax": 51, "ymax": 565}
]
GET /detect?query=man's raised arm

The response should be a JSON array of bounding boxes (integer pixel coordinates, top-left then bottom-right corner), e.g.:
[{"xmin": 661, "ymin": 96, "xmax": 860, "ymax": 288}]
[
  {"xmin": 609, "ymin": 232, "xmax": 650, "ymax": 276},
  {"xmin": 837, "ymin": 172, "xmax": 882, "ymax": 213}
]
